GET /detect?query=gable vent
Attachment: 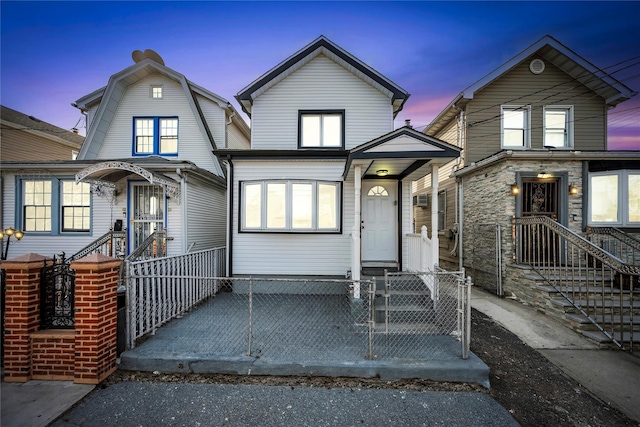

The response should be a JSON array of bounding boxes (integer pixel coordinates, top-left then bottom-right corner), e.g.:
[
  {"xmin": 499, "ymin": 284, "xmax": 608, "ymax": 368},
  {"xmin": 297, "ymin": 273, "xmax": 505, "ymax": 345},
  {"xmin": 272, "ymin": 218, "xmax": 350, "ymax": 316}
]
[{"xmin": 529, "ymin": 59, "xmax": 545, "ymax": 74}]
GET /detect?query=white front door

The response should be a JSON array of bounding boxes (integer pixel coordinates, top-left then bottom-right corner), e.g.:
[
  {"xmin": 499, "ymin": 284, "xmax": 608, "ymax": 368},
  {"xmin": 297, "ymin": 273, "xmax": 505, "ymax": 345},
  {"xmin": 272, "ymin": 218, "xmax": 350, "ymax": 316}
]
[
  {"xmin": 361, "ymin": 181, "xmax": 397, "ymax": 262},
  {"xmin": 130, "ymin": 183, "xmax": 165, "ymax": 252}
]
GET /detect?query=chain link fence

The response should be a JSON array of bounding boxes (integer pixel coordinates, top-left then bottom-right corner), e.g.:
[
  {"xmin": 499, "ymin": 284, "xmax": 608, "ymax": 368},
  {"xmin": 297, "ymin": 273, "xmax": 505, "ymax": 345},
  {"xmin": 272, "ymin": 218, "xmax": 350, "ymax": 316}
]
[{"xmin": 128, "ymin": 273, "xmax": 472, "ymax": 362}]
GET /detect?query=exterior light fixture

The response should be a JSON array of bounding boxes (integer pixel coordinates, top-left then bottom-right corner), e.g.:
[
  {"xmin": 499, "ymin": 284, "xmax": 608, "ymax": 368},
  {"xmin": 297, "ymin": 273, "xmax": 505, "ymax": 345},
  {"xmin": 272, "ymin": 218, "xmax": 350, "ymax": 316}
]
[
  {"xmin": 0, "ymin": 227, "xmax": 25, "ymax": 260},
  {"xmin": 510, "ymin": 184, "xmax": 520, "ymax": 196},
  {"xmin": 537, "ymin": 172, "xmax": 552, "ymax": 179},
  {"xmin": 568, "ymin": 184, "xmax": 579, "ymax": 196},
  {"xmin": 376, "ymin": 170, "xmax": 389, "ymax": 177}
]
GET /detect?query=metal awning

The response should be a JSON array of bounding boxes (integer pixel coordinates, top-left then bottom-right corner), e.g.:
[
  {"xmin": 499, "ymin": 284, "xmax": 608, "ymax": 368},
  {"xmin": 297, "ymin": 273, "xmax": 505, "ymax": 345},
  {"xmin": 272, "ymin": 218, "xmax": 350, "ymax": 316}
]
[{"xmin": 75, "ymin": 161, "xmax": 180, "ymax": 199}]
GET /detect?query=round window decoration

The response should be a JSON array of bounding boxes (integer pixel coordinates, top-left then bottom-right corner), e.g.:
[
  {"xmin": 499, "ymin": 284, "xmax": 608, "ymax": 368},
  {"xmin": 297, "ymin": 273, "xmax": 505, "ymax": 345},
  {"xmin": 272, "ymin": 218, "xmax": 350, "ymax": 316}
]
[
  {"xmin": 529, "ymin": 59, "xmax": 545, "ymax": 75},
  {"xmin": 367, "ymin": 186, "xmax": 388, "ymax": 196}
]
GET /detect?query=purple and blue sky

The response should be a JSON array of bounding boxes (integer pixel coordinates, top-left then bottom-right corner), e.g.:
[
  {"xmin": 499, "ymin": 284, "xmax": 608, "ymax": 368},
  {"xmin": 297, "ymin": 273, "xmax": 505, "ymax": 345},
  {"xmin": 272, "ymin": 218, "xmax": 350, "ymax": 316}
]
[{"xmin": 1, "ymin": 1, "xmax": 638, "ymax": 149}]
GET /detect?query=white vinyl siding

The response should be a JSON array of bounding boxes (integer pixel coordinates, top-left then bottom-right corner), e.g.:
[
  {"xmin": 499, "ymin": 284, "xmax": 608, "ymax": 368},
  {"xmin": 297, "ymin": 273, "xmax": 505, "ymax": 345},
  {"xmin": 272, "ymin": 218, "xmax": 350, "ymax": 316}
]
[
  {"xmin": 185, "ymin": 174, "xmax": 226, "ymax": 250},
  {"xmin": 92, "ymin": 75, "xmax": 221, "ymax": 174},
  {"xmin": 226, "ymin": 120, "xmax": 250, "ymax": 149},
  {"xmin": 250, "ymin": 54, "xmax": 393, "ymax": 150},
  {"xmin": 196, "ymin": 94, "xmax": 226, "ymax": 149},
  {"xmin": 232, "ymin": 160, "xmax": 352, "ymax": 276}
]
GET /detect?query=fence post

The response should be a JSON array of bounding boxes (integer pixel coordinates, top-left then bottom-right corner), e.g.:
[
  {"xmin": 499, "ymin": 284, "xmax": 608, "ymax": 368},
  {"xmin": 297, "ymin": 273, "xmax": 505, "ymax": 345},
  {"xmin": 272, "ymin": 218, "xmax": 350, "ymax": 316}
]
[
  {"xmin": 1, "ymin": 253, "xmax": 51, "ymax": 382},
  {"xmin": 367, "ymin": 277, "xmax": 375, "ymax": 360},
  {"xmin": 247, "ymin": 277, "xmax": 253, "ymax": 356},
  {"xmin": 462, "ymin": 276, "xmax": 472, "ymax": 360},
  {"xmin": 420, "ymin": 225, "xmax": 428, "ymax": 272},
  {"xmin": 71, "ymin": 253, "xmax": 121, "ymax": 384}
]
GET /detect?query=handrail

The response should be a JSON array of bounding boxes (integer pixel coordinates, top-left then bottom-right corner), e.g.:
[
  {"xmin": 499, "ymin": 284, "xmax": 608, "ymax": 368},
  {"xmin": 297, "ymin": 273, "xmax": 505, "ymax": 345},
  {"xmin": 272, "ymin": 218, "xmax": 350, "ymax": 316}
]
[
  {"xmin": 69, "ymin": 229, "xmax": 127, "ymax": 262},
  {"xmin": 126, "ymin": 230, "xmax": 166, "ymax": 263},
  {"xmin": 514, "ymin": 216, "xmax": 640, "ymax": 276},
  {"xmin": 586, "ymin": 226, "xmax": 640, "ymax": 266}
]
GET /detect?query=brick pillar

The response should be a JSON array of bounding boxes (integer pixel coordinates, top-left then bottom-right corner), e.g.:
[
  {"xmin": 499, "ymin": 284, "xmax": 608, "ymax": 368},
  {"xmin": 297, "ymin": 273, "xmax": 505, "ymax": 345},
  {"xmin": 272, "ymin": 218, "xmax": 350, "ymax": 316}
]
[
  {"xmin": 71, "ymin": 253, "xmax": 121, "ymax": 384},
  {"xmin": 2, "ymin": 253, "xmax": 51, "ymax": 382}
]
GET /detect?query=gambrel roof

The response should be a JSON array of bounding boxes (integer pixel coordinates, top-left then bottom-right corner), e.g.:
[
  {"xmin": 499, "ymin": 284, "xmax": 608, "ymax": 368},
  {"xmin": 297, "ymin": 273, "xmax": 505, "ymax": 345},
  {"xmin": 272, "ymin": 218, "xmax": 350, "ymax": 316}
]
[
  {"xmin": 426, "ymin": 35, "xmax": 637, "ymax": 136},
  {"xmin": 236, "ymin": 35, "xmax": 410, "ymax": 118},
  {"xmin": 74, "ymin": 58, "xmax": 248, "ymax": 164}
]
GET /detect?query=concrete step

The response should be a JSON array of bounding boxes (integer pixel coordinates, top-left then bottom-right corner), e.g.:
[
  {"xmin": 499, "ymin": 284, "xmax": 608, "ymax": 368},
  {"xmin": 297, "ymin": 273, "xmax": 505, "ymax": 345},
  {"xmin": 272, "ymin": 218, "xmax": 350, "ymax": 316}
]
[
  {"xmin": 565, "ymin": 312, "xmax": 640, "ymax": 325},
  {"xmin": 551, "ymin": 298, "xmax": 640, "ymax": 310},
  {"xmin": 580, "ymin": 330, "xmax": 640, "ymax": 346}
]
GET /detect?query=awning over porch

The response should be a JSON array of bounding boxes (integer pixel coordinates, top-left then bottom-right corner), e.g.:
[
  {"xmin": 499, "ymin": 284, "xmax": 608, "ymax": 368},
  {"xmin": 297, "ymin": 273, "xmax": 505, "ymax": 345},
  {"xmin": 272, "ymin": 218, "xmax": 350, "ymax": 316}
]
[
  {"xmin": 75, "ymin": 160, "xmax": 181, "ymax": 199},
  {"xmin": 342, "ymin": 127, "xmax": 461, "ymax": 181}
]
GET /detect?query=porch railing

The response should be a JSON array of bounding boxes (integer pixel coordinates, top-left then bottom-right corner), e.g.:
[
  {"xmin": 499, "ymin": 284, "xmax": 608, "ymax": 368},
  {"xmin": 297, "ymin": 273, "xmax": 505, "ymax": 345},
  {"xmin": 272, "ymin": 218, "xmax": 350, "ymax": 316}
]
[
  {"xmin": 513, "ymin": 216, "xmax": 639, "ymax": 352},
  {"xmin": 68, "ymin": 229, "xmax": 126, "ymax": 262},
  {"xmin": 586, "ymin": 227, "xmax": 640, "ymax": 266},
  {"xmin": 407, "ymin": 225, "xmax": 433, "ymax": 272},
  {"xmin": 126, "ymin": 246, "xmax": 226, "ymax": 348},
  {"xmin": 127, "ymin": 229, "xmax": 166, "ymax": 263}
]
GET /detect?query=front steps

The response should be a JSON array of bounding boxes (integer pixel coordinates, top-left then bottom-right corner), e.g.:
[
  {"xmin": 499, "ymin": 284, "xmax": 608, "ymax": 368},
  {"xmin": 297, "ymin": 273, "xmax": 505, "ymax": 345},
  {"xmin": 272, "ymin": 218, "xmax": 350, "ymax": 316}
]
[{"xmin": 512, "ymin": 267, "xmax": 640, "ymax": 350}]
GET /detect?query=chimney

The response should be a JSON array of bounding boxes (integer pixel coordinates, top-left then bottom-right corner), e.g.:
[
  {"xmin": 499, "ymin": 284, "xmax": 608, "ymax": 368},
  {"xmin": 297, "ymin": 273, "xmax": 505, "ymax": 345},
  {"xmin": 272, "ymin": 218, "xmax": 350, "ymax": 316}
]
[
  {"xmin": 405, "ymin": 119, "xmax": 412, "ymax": 128},
  {"xmin": 72, "ymin": 128, "xmax": 78, "ymax": 134}
]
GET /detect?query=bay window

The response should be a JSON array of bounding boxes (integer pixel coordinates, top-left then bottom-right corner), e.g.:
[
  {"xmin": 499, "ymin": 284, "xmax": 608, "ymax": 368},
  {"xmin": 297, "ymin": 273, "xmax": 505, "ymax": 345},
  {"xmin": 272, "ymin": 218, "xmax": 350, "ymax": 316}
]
[{"xmin": 241, "ymin": 180, "xmax": 341, "ymax": 232}]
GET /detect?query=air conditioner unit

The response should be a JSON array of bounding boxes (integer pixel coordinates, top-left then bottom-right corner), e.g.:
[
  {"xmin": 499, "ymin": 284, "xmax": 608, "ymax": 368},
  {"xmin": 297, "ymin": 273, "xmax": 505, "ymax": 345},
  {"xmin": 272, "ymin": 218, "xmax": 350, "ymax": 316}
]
[{"xmin": 413, "ymin": 194, "xmax": 428, "ymax": 207}]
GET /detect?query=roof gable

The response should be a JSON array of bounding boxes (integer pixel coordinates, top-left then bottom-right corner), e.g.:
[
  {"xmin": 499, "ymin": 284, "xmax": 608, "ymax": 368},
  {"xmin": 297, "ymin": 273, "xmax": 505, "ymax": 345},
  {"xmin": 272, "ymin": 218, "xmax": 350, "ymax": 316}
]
[{"xmin": 236, "ymin": 36, "xmax": 409, "ymax": 117}]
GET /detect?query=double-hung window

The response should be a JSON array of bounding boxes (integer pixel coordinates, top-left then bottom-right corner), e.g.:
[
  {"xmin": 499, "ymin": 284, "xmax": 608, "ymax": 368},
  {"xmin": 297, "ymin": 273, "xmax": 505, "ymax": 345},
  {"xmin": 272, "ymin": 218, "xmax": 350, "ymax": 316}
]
[
  {"xmin": 241, "ymin": 180, "xmax": 341, "ymax": 232},
  {"xmin": 134, "ymin": 117, "xmax": 178, "ymax": 156},
  {"xmin": 589, "ymin": 170, "xmax": 640, "ymax": 227},
  {"xmin": 501, "ymin": 105, "xmax": 530, "ymax": 149},
  {"xmin": 299, "ymin": 110, "xmax": 344, "ymax": 148},
  {"xmin": 20, "ymin": 177, "xmax": 91, "ymax": 234},
  {"xmin": 544, "ymin": 106, "xmax": 573, "ymax": 148}
]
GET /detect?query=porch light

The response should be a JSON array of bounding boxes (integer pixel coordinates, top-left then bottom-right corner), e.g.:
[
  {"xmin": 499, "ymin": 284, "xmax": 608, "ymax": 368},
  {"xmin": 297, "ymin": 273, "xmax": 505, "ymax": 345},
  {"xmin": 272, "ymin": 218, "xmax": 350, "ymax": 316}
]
[
  {"xmin": 510, "ymin": 184, "xmax": 520, "ymax": 196},
  {"xmin": 537, "ymin": 172, "xmax": 552, "ymax": 179},
  {"xmin": 376, "ymin": 170, "xmax": 389, "ymax": 177},
  {"xmin": 0, "ymin": 227, "xmax": 25, "ymax": 260},
  {"xmin": 569, "ymin": 184, "xmax": 579, "ymax": 196}
]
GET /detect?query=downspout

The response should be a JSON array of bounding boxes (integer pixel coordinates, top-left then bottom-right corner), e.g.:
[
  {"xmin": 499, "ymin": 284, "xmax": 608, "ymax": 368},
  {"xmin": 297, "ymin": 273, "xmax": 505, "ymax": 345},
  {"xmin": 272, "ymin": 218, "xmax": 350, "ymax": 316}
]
[
  {"xmin": 226, "ymin": 160, "xmax": 233, "ymax": 277},
  {"xmin": 225, "ymin": 108, "xmax": 236, "ymax": 150},
  {"xmin": 457, "ymin": 110, "xmax": 465, "ymax": 272}
]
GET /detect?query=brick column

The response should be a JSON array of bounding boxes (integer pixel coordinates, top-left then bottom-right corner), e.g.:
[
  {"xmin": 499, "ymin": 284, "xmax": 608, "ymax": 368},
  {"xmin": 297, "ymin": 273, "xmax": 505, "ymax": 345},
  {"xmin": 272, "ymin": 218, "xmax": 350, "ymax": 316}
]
[
  {"xmin": 71, "ymin": 253, "xmax": 121, "ymax": 384},
  {"xmin": 2, "ymin": 253, "xmax": 51, "ymax": 382}
]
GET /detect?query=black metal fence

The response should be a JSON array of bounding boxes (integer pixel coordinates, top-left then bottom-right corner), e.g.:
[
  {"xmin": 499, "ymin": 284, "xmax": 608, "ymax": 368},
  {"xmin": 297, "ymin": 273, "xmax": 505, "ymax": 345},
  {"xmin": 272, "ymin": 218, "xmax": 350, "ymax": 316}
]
[{"xmin": 40, "ymin": 254, "xmax": 76, "ymax": 329}]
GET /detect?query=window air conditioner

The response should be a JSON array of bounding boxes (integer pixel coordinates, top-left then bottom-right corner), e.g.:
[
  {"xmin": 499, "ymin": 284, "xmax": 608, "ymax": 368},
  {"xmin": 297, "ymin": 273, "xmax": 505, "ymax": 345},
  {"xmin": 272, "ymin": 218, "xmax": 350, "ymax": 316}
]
[{"xmin": 413, "ymin": 194, "xmax": 428, "ymax": 207}]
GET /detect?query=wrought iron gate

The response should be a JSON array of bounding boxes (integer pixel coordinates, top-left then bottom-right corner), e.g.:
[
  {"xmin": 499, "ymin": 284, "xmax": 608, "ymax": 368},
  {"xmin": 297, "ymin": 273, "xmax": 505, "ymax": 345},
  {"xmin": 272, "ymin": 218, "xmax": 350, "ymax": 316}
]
[
  {"xmin": 470, "ymin": 223, "xmax": 503, "ymax": 296},
  {"xmin": 41, "ymin": 254, "xmax": 76, "ymax": 329}
]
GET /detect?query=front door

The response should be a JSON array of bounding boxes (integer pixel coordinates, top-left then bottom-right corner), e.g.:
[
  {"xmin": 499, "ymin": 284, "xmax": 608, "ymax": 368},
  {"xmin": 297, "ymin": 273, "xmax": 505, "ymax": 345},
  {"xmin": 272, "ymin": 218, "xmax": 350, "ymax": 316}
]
[
  {"xmin": 362, "ymin": 182, "xmax": 397, "ymax": 262},
  {"xmin": 130, "ymin": 183, "xmax": 165, "ymax": 253},
  {"xmin": 520, "ymin": 178, "xmax": 559, "ymax": 263}
]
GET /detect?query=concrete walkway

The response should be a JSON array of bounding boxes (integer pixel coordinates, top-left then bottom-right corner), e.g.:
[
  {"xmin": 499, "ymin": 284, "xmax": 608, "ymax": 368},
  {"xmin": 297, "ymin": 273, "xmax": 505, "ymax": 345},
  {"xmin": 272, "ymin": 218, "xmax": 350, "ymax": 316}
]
[{"xmin": 471, "ymin": 287, "xmax": 640, "ymax": 423}]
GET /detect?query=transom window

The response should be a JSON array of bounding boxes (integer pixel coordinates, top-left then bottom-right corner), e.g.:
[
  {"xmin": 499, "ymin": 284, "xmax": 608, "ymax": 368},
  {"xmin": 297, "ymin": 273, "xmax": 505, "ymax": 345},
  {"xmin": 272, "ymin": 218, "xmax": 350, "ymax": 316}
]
[
  {"xmin": 367, "ymin": 186, "xmax": 388, "ymax": 196},
  {"xmin": 134, "ymin": 117, "xmax": 178, "ymax": 156},
  {"xmin": 20, "ymin": 178, "xmax": 91, "ymax": 234},
  {"xmin": 299, "ymin": 110, "xmax": 344, "ymax": 148},
  {"xmin": 589, "ymin": 170, "xmax": 640, "ymax": 226},
  {"xmin": 241, "ymin": 180, "xmax": 341, "ymax": 232},
  {"xmin": 501, "ymin": 105, "xmax": 530, "ymax": 149},
  {"xmin": 544, "ymin": 106, "xmax": 573, "ymax": 148}
]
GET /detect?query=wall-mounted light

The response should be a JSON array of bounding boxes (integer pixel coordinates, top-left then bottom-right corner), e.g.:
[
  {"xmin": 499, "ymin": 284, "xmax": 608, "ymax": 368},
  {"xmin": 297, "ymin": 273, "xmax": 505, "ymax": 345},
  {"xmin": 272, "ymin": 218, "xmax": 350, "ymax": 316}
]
[
  {"xmin": 510, "ymin": 184, "xmax": 520, "ymax": 196},
  {"xmin": 376, "ymin": 170, "xmax": 389, "ymax": 177},
  {"xmin": 537, "ymin": 172, "xmax": 552, "ymax": 179},
  {"xmin": 568, "ymin": 184, "xmax": 579, "ymax": 196}
]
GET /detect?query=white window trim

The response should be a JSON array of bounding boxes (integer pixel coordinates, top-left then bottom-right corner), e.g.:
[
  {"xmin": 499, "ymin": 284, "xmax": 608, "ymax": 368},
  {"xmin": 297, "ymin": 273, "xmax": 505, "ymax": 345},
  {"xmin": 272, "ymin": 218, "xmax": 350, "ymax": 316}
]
[
  {"xmin": 543, "ymin": 105, "xmax": 574, "ymax": 149},
  {"xmin": 588, "ymin": 170, "xmax": 640, "ymax": 227},
  {"xmin": 241, "ymin": 180, "xmax": 341, "ymax": 233},
  {"xmin": 501, "ymin": 105, "xmax": 531, "ymax": 149},
  {"xmin": 150, "ymin": 85, "xmax": 163, "ymax": 99}
]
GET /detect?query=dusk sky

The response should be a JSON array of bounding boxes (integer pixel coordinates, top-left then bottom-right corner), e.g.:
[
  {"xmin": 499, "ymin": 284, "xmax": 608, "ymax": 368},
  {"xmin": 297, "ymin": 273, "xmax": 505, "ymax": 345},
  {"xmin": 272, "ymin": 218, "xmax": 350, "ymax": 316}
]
[{"xmin": 1, "ymin": 1, "xmax": 638, "ymax": 150}]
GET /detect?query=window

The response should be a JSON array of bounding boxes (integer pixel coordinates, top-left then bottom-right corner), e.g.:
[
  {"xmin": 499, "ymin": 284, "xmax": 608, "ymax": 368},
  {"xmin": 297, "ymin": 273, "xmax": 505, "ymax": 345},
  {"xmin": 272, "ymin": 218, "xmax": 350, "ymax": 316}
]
[
  {"xmin": 151, "ymin": 85, "xmax": 163, "ymax": 99},
  {"xmin": 299, "ymin": 110, "xmax": 344, "ymax": 148},
  {"xmin": 589, "ymin": 170, "xmax": 640, "ymax": 226},
  {"xmin": 501, "ymin": 106, "xmax": 530, "ymax": 149},
  {"xmin": 544, "ymin": 106, "xmax": 573, "ymax": 148},
  {"xmin": 20, "ymin": 178, "xmax": 91, "ymax": 234},
  {"xmin": 133, "ymin": 117, "xmax": 178, "ymax": 156},
  {"xmin": 241, "ymin": 180, "xmax": 340, "ymax": 232}
]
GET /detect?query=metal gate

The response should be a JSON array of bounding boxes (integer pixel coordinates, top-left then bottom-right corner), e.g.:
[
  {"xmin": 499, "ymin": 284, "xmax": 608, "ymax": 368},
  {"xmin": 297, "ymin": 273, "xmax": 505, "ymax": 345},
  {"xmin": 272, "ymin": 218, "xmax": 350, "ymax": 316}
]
[
  {"xmin": 470, "ymin": 223, "xmax": 503, "ymax": 296},
  {"xmin": 40, "ymin": 254, "xmax": 76, "ymax": 329}
]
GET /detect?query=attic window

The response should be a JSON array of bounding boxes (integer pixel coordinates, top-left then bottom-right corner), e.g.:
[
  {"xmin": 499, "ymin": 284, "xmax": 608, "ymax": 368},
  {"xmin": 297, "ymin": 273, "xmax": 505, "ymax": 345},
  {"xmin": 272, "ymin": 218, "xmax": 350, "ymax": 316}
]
[{"xmin": 151, "ymin": 85, "xmax": 163, "ymax": 99}]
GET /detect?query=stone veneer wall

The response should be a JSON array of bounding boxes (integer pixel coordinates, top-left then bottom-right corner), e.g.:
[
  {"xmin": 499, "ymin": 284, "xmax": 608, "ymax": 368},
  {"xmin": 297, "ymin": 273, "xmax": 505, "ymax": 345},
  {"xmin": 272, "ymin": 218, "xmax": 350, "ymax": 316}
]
[{"xmin": 461, "ymin": 158, "xmax": 584, "ymax": 296}]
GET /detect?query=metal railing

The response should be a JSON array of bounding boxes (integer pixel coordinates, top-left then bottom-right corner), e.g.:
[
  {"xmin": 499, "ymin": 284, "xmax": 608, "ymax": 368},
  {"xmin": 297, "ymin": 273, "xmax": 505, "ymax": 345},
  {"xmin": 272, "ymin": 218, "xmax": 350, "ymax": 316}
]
[
  {"xmin": 514, "ymin": 216, "xmax": 639, "ymax": 352},
  {"xmin": 127, "ymin": 229, "xmax": 166, "ymax": 263},
  {"xmin": 126, "ymin": 264, "xmax": 473, "ymax": 362},
  {"xmin": 41, "ymin": 253, "xmax": 75, "ymax": 329},
  {"xmin": 69, "ymin": 229, "xmax": 126, "ymax": 262},
  {"xmin": 126, "ymin": 246, "xmax": 225, "ymax": 348},
  {"xmin": 586, "ymin": 227, "xmax": 640, "ymax": 266}
]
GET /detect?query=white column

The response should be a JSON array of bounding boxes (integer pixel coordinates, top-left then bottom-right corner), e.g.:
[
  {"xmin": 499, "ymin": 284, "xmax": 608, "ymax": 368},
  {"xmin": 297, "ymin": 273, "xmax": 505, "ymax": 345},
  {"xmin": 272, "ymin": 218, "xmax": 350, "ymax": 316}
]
[
  {"xmin": 431, "ymin": 164, "xmax": 439, "ymax": 269},
  {"xmin": 352, "ymin": 165, "xmax": 362, "ymax": 285}
]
